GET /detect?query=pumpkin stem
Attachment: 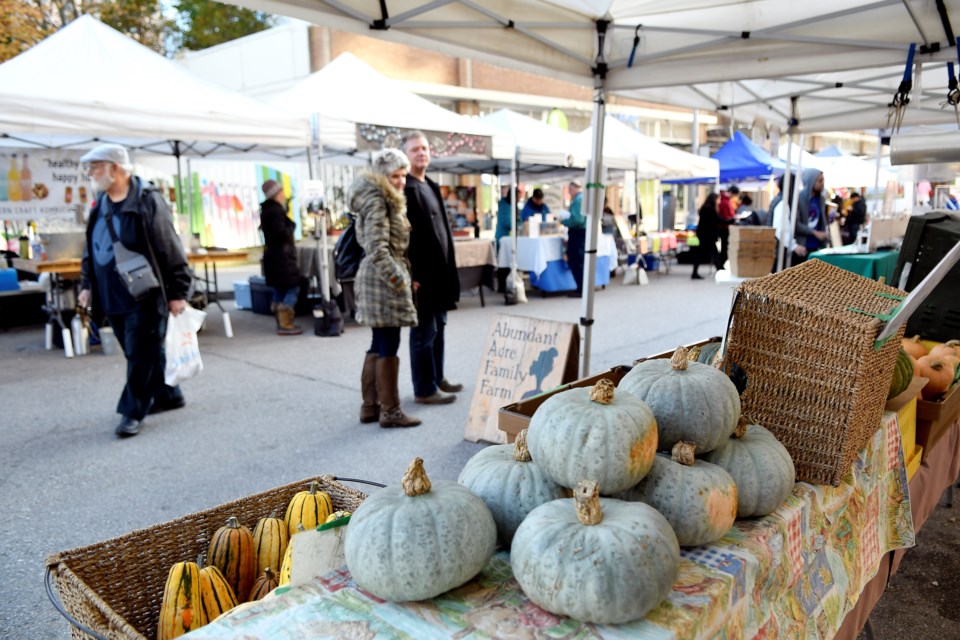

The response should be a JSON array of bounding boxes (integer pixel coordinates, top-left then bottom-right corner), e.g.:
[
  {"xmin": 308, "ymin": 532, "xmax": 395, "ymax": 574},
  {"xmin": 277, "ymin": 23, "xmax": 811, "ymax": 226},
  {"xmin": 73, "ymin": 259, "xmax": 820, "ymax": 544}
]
[
  {"xmin": 574, "ymin": 480, "xmax": 602, "ymax": 526},
  {"xmin": 670, "ymin": 346, "xmax": 690, "ymax": 371},
  {"xmin": 196, "ymin": 553, "xmax": 205, "ymax": 567},
  {"xmin": 401, "ymin": 457, "xmax": 432, "ymax": 497},
  {"xmin": 589, "ymin": 378, "xmax": 615, "ymax": 404},
  {"xmin": 514, "ymin": 429, "xmax": 532, "ymax": 462},
  {"xmin": 264, "ymin": 567, "xmax": 275, "ymax": 580},
  {"xmin": 734, "ymin": 418, "xmax": 749, "ymax": 439},
  {"xmin": 307, "ymin": 480, "xmax": 318, "ymax": 495},
  {"xmin": 928, "ymin": 359, "xmax": 946, "ymax": 372},
  {"xmin": 225, "ymin": 516, "xmax": 240, "ymax": 528},
  {"xmin": 671, "ymin": 441, "xmax": 697, "ymax": 466},
  {"xmin": 946, "ymin": 339, "xmax": 960, "ymax": 348}
]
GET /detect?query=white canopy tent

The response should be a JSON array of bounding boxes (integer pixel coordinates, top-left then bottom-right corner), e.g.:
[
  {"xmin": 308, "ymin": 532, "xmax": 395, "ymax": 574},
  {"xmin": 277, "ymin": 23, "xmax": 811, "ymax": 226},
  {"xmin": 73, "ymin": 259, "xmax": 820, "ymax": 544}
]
[
  {"xmin": 576, "ymin": 116, "xmax": 719, "ymax": 181},
  {"xmin": 269, "ymin": 52, "xmax": 512, "ymax": 165},
  {"xmin": 232, "ymin": 0, "xmax": 960, "ymax": 374},
  {"xmin": 0, "ymin": 15, "xmax": 311, "ymax": 159}
]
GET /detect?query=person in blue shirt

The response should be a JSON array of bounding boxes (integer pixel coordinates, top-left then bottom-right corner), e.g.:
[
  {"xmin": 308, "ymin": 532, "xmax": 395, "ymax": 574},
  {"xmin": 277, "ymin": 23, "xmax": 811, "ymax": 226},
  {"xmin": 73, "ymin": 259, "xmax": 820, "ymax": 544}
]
[
  {"xmin": 520, "ymin": 188, "xmax": 549, "ymax": 222},
  {"xmin": 561, "ymin": 180, "xmax": 586, "ymax": 296},
  {"xmin": 495, "ymin": 186, "xmax": 520, "ymax": 251}
]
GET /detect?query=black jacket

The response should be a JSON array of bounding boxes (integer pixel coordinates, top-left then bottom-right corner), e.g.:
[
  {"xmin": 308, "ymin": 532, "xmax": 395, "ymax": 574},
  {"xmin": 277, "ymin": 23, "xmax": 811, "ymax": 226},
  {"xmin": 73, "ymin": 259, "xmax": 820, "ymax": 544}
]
[
  {"xmin": 404, "ymin": 175, "xmax": 459, "ymax": 311},
  {"xmin": 81, "ymin": 177, "xmax": 192, "ymax": 319},
  {"xmin": 259, "ymin": 198, "xmax": 302, "ymax": 291}
]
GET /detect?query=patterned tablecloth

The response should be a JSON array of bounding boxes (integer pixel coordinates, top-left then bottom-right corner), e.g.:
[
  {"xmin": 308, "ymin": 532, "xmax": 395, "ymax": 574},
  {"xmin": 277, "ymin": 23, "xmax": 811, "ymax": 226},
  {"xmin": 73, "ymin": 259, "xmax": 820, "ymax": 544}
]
[{"xmin": 186, "ymin": 412, "xmax": 914, "ymax": 640}]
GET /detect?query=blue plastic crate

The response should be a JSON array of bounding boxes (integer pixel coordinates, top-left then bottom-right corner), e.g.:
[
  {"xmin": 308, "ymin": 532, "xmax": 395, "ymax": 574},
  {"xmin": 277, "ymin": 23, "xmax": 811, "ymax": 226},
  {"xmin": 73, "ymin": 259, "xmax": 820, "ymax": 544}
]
[{"xmin": 233, "ymin": 281, "xmax": 252, "ymax": 309}]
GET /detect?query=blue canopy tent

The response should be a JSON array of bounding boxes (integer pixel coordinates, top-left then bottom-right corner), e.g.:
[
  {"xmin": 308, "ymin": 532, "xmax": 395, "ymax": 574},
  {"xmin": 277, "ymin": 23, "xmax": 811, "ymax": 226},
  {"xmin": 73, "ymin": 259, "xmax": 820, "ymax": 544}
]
[
  {"xmin": 712, "ymin": 131, "xmax": 785, "ymax": 182},
  {"xmin": 815, "ymin": 144, "xmax": 847, "ymax": 157}
]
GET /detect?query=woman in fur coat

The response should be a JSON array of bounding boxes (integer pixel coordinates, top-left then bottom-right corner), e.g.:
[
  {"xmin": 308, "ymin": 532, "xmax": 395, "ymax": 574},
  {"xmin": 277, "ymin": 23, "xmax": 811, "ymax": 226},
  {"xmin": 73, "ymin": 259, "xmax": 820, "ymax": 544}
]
[{"xmin": 348, "ymin": 149, "xmax": 421, "ymax": 428}]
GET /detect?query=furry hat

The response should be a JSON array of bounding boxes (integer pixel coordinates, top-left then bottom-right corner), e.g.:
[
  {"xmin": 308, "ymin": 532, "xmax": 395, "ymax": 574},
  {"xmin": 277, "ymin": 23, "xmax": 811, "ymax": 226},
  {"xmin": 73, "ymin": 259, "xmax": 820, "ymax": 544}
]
[
  {"xmin": 372, "ymin": 148, "xmax": 410, "ymax": 176},
  {"xmin": 262, "ymin": 179, "xmax": 283, "ymax": 200}
]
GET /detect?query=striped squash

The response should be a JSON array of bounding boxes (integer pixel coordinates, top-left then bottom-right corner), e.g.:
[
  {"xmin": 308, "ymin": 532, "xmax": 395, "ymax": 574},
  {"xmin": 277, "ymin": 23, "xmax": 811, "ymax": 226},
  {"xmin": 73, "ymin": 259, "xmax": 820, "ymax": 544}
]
[
  {"xmin": 284, "ymin": 481, "xmax": 332, "ymax": 537},
  {"xmin": 277, "ymin": 539, "xmax": 293, "ymax": 586},
  {"xmin": 252, "ymin": 513, "xmax": 288, "ymax": 576},
  {"xmin": 249, "ymin": 567, "xmax": 279, "ymax": 601},
  {"xmin": 207, "ymin": 517, "xmax": 256, "ymax": 603},
  {"xmin": 157, "ymin": 561, "xmax": 206, "ymax": 639},
  {"xmin": 198, "ymin": 564, "xmax": 238, "ymax": 623}
]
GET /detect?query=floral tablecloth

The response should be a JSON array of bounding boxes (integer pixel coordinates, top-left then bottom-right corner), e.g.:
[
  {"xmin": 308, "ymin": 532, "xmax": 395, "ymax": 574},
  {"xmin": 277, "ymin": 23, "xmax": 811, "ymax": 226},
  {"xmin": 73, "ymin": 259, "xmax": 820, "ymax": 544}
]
[{"xmin": 186, "ymin": 412, "xmax": 914, "ymax": 640}]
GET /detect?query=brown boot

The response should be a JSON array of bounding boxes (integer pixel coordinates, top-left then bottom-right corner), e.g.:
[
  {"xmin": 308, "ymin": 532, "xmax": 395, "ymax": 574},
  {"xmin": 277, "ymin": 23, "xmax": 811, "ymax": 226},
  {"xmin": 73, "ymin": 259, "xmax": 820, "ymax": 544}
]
[
  {"xmin": 376, "ymin": 356, "xmax": 421, "ymax": 428},
  {"xmin": 276, "ymin": 304, "xmax": 302, "ymax": 336},
  {"xmin": 360, "ymin": 351, "xmax": 380, "ymax": 423}
]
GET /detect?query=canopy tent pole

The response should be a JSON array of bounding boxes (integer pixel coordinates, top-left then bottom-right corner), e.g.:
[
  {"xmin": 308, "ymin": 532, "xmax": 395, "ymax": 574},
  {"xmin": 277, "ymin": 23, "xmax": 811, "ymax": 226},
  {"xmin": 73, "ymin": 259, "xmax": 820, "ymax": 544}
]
[
  {"xmin": 511, "ymin": 149, "xmax": 519, "ymax": 277},
  {"xmin": 309, "ymin": 114, "xmax": 331, "ymax": 304},
  {"xmin": 776, "ymin": 98, "xmax": 799, "ymax": 273},
  {"xmin": 687, "ymin": 109, "xmax": 700, "ymax": 227},
  {"xmin": 579, "ymin": 19, "xmax": 611, "ymax": 378},
  {"xmin": 173, "ymin": 140, "xmax": 185, "ymax": 219},
  {"xmin": 873, "ymin": 133, "xmax": 883, "ymax": 215},
  {"xmin": 787, "ymin": 132, "xmax": 806, "ymax": 261}
]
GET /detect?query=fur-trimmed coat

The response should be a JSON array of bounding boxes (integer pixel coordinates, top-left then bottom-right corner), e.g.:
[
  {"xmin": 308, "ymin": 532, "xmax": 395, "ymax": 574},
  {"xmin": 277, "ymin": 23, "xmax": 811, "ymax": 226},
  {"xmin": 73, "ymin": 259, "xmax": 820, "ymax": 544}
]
[{"xmin": 349, "ymin": 172, "xmax": 418, "ymax": 328}]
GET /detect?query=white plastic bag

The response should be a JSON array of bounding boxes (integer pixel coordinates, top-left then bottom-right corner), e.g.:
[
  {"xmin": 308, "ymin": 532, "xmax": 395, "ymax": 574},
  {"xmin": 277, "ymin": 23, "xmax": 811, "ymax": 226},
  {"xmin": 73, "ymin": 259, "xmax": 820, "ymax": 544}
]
[
  {"xmin": 164, "ymin": 306, "xmax": 206, "ymax": 386},
  {"xmin": 638, "ymin": 267, "xmax": 650, "ymax": 286},
  {"xmin": 622, "ymin": 264, "xmax": 640, "ymax": 286}
]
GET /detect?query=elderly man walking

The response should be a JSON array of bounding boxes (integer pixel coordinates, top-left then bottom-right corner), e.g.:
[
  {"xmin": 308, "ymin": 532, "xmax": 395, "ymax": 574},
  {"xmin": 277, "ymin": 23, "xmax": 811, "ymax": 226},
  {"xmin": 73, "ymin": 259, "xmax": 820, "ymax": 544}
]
[
  {"xmin": 401, "ymin": 131, "xmax": 463, "ymax": 405},
  {"xmin": 77, "ymin": 144, "xmax": 192, "ymax": 437}
]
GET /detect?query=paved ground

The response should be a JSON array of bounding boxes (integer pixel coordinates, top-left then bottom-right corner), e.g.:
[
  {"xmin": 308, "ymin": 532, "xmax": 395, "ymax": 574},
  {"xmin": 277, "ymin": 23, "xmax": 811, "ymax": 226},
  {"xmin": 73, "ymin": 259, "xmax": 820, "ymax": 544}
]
[{"xmin": 0, "ymin": 260, "xmax": 956, "ymax": 638}]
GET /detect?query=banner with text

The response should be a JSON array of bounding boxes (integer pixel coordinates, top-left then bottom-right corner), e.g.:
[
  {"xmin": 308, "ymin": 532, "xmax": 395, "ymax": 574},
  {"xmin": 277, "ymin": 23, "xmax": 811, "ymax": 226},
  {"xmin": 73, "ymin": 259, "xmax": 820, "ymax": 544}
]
[
  {"xmin": 464, "ymin": 314, "xmax": 578, "ymax": 444},
  {"xmin": 0, "ymin": 149, "xmax": 89, "ymax": 221}
]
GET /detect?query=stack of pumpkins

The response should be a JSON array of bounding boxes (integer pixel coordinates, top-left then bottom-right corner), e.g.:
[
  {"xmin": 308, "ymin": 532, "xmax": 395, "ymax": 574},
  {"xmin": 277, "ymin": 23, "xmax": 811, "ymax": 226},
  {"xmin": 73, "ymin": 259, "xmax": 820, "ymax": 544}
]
[
  {"xmin": 157, "ymin": 481, "xmax": 347, "ymax": 639},
  {"xmin": 343, "ymin": 345, "xmax": 795, "ymax": 627},
  {"xmin": 898, "ymin": 337, "xmax": 960, "ymax": 401}
]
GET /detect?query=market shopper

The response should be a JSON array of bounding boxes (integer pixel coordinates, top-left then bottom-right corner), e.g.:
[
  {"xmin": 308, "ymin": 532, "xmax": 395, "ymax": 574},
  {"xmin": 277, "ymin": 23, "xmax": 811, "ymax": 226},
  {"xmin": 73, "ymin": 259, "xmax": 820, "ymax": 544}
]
[
  {"xmin": 77, "ymin": 143, "xmax": 192, "ymax": 438},
  {"xmin": 520, "ymin": 187, "xmax": 550, "ymax": 222},
  {"xmin": 717, "ymin": 184, "xmax": 739, "ymax": 268},
  {"xmin": 349, "ymin": 149, "xmax": 421, "ymax": 428},
  {"xmin": 845, "ymin": 192, "xmax": 867, "ymax": 244},
  {"xmin": 561, "ymin": 179, "xmax": 586, "ymax": 297},
  {"xmin": 401, "ymin": 131, "xmax": 462, "ymax": 405},
  {"xmin": 797, "ymin": 167, "xmax": 829, "ymax": 255},
  {"xmin": 692, "ymin": 193, "xmax": 721, "ymax": 280},
  {"xmin": 771, "ymin": 173, "xmax": 807, "ymax": 269},
  {"xmin": 259, "ymin": 179, "xmax": 303, "ymax": 336}
]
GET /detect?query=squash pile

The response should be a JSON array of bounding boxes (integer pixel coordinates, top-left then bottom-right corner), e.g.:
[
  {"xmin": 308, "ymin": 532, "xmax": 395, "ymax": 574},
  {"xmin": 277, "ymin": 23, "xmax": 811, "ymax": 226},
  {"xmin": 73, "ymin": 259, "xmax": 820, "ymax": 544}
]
[
  {"xmin": 894, "ymin": 336, "xmax": 960, "ymax": 401},
  {"xmin": 452, "ymin": 345, "xmax": 796, "ymax": 625},
  {"xmin": 157, "ymin": 482, "xmax": 339, "ymax": 638}
]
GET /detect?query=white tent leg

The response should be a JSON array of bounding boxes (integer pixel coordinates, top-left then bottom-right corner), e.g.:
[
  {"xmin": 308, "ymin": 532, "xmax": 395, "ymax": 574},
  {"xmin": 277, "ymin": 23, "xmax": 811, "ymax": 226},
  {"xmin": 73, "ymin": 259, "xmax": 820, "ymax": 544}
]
[
  {"xmin": 776, "ymin": 137, "xmax": 794, "ymax": 273},
  {"xmin": 580, "ymin": 77, "xmax": 607, "ymax": 378}
]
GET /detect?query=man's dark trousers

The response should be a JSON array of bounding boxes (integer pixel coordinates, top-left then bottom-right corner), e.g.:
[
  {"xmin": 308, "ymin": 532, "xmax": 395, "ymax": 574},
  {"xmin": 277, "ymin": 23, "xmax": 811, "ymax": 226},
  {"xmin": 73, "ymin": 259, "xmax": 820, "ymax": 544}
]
[
  {"xmin": 409, "ymin": 301, "xmax": 447, "ymax": 398},
  {"xmin": 567, "ymin": 227, "xmax": 586, "ymax": 294}
]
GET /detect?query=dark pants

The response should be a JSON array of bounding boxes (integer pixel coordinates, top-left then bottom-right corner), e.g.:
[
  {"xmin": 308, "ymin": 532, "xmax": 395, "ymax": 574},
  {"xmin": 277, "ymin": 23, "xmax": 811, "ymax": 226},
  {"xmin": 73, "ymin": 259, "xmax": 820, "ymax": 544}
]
[
  {"xmin": 409, "ymin": 304, "xmax": 447, "ymax": 398},
  {"xmin": 566, "ymin": 227, "xmax": 586, "ymax": 293},
  {"xmin": 718, "ymin": 225, "xmax": 730, "ymax": 268},
  {"xmin": 369, "ymin": 327, "xmax": 401, "ymax": 358},
  {"xmin": 109, "ymin": 305, "xmax": 183, "ymax": 420}
]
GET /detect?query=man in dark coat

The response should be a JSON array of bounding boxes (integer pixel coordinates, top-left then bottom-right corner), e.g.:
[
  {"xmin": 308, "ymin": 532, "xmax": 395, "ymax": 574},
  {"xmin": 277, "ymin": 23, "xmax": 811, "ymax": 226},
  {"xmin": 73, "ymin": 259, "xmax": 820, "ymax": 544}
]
[
  {"xmin": 259, "ymin": 179, "xmax": 303, "ymax": 335},
  {"xmin": 401, "ymin": 131, "xmax": 462, "ymax": 404},
  {"xmin": 78, "ymin": 144, "xmax": 192, "ymax": 437}
]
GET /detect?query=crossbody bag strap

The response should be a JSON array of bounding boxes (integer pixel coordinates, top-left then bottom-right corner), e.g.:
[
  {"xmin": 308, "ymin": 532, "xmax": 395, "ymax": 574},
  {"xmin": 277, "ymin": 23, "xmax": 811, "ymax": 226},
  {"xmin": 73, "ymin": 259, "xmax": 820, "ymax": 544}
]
[{"xmin": 137, "ymin": 185, "xmax": 169, "ymax": 309}]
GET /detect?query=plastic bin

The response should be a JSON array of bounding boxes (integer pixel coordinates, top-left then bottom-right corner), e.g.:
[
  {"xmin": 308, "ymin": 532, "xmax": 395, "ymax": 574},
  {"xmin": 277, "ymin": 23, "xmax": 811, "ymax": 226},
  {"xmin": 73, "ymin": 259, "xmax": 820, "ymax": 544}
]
[{"xmin": 233, "ymin": 280, "xmax": 252, "ymax": 310}]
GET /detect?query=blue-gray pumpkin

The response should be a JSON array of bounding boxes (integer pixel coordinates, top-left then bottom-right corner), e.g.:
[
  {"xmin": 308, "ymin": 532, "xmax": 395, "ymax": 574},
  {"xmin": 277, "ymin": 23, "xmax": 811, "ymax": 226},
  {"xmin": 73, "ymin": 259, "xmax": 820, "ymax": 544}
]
[
  {"xmin": 704, "ymin": 419, "xmax": 795, "ymax": 518},
  {"xmin": 511, "ymin": 480, "xmax": 680, "ymax": 624},
  {"xmin": 617, "ymin": 441, "xmax": 737, "ymax": 547},
  {"xmin": 458, "ymin": 429, "xmax": 568, "ymax": 548},
  {"xmin": 345, "ymin": 458, "xmax": 496, "ymax": 601},
  {"xmin": 618, "ymin": 346, "xmax": 740, "ymax": 454},
  {"xmin": 526, "ymin": 379, "xmax": 658, "ymax": 495}
]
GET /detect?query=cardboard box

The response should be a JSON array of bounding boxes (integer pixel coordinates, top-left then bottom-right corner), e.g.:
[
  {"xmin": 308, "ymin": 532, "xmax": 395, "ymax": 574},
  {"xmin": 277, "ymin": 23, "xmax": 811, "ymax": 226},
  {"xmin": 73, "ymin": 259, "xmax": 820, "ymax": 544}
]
[
  {"xmin": 916, "ymin": 383, "xmax": 960, "ymax": 461},
  {"xmin": 729, "ymin": 226, "xmax": 776, "ymax": 243},
  {"xmin": 731, "ymin": 256, "xmax": 773, "ymax": 278}
]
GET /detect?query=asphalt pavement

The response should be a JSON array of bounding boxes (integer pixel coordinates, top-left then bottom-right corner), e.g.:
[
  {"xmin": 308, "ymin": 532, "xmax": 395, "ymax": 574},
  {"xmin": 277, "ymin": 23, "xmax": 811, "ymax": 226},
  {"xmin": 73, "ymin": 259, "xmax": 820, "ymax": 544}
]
[{"xmin": 1, "ymin": 260, "xmax": 956, "ymax": 638}]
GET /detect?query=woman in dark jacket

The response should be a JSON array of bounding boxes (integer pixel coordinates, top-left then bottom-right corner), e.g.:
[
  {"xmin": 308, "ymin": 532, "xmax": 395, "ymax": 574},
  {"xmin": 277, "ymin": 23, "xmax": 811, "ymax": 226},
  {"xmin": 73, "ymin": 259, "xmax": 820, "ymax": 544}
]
[
  {"xmin": 259, "ymin": 179, "xmax": 303, "ymax": 335},
  {"xmin": 692, "ymin": 193, "xmax": 721, "ymax": 279},
  {"xmin": 348, "ymin": 149, "xmax": 420, "ymax": 428}
]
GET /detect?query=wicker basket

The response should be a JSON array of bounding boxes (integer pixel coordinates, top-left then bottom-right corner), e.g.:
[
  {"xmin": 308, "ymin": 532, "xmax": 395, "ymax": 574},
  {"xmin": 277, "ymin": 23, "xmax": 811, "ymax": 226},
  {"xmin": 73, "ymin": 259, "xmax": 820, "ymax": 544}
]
[
  {"xmin": 725, "ymin": 260, "xmax": 906, "ymax": 486},
  {"xmin": 45, "ymin": 476, "xmax": 371, "ymax": 640}
]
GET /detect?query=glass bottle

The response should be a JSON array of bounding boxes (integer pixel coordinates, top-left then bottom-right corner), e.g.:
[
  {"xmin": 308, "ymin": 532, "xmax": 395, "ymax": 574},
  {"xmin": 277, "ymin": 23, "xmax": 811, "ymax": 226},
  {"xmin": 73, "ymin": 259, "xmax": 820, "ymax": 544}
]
[
  {"xmin": 7, "ymin": 154, "xmax": 20, "ymax": 202},
  {"xmin": 20, "ymin": 154, "xmax": 33, "ymax": 202}
]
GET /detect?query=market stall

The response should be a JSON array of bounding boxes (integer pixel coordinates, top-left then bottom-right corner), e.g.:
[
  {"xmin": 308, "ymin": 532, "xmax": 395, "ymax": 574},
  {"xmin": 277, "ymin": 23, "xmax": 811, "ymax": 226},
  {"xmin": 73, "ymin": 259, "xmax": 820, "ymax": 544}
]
[{"xmin": 497, "ymin": 234, "xmax": 619, "ymax": 292}]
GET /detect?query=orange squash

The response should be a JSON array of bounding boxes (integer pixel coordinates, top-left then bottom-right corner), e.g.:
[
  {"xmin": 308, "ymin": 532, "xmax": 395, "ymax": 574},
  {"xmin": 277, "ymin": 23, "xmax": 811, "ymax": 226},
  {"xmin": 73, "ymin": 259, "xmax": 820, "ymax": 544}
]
[
  {"xmin": 248, "ymin": 567, "xmax": 280, "ymax": 601},
  {"xmin": 929, "ymin": 339, "xmax": 960, "ymax": 360},
  {"xmin": 252, "ymin": 512, "xmax": 288, "ymax": 576},
  {"xmin": 901, "ymin": 335, "xmax": 928, "ymax": 359},
  {"xmin": 157, "ymin": 560, "xmax": 206, "ymax": 639},
  {"xmin": 917, "ymin": 355, "xmax": 954, "ymax": 400},
  {"xmin": 207, "ymin": 517, "xmax": 256, "ymax": 603},
  {"xmin": 198, "ymin": 562, "xmax": 238, "ymax": 623}
]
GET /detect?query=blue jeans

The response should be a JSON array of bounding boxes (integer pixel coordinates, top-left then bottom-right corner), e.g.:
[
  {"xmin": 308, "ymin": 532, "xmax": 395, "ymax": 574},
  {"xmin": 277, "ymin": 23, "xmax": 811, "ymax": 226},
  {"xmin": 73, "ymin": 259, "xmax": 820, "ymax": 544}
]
[
  {"xmin": 566, "ymin": 227, "xmax": 586, "ymax": 293},
  {"xmin": 409, "ymin": 308, "xmax": 447, "ymax": 398},
  {"xmin": 271, "ymin": 286, "xmax": 299, "ymax": 307},
  {"xmin": 369, "ymin": 327, "xmax": 401, "ymax": 358},
  {"xmin": 108, "ymin": 304, "xmax": 183, "ymax": 420}
]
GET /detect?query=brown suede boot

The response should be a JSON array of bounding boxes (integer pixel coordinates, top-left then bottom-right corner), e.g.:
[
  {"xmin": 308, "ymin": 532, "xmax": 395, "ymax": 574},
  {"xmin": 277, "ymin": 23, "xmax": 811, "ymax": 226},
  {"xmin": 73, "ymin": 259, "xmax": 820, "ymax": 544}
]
[
  {"xmin": 276, "ymin": 303, "xmax": 302, "ymax": 336},
  {"xmin": 360, "ymin": 351, "xmax": 380, "ymax": 423},
  {"xmin": 376, "ymin": 356, "xmax": 421, "ymax": 428}
]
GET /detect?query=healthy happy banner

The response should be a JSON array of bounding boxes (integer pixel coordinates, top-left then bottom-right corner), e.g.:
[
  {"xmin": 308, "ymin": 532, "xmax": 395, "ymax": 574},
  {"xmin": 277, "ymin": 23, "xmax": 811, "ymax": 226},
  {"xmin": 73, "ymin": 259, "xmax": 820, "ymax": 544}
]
[{"xmin": 0, "ymin": 149, "xmax": 89, "ymax": 221}]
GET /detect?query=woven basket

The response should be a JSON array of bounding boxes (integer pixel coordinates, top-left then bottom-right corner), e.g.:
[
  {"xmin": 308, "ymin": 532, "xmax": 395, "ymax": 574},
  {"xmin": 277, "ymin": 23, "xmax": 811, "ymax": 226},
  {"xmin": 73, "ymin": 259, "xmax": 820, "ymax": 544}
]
[
  {"xmin": 725, "ymin": 260, "xmax": 906, "ymax": 486},
  {"xmin": 46, "ymin": 476, "xmax": 370, "ymax": 640}
]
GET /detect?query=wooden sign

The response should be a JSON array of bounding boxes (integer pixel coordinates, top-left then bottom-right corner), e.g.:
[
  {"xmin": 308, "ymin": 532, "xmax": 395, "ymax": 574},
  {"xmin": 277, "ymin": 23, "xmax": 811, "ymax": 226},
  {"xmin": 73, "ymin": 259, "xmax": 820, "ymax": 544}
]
[{"xmin": 464, "ymin": 314, "xmax": 579, "ymax": 444}]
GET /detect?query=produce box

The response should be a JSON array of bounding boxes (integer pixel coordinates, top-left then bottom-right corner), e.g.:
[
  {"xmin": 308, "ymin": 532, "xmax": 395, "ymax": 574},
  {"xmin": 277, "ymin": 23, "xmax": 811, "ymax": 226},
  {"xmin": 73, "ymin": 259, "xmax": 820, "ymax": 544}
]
[
  {"xmin": 46, "ymin": 476, "xmax": 368, "ymax": 640},
  {"xmin": 916, "ymin": 383, "xmax": 960, "ymax": 461},
  {"xmin": 884, "ymin": 376, "xmax": 926, "ymax": 461},
  {"xmin": 729, "ymin": 226, "xmax": 776, "ymax": 243},
  {"xmin": 730, "ymin": 255, "xmax": 774, "ymax": 278},
  {"xmin": 725, "ymin": 259, "xmax": 906, "ymax": 486},
  {"xmin": 906, "ymin": 445, "xmax": 923, "ymax": 480},
  {"xmin": 498, "ymin": 337, "xmax": 723, "ymax": 443}
]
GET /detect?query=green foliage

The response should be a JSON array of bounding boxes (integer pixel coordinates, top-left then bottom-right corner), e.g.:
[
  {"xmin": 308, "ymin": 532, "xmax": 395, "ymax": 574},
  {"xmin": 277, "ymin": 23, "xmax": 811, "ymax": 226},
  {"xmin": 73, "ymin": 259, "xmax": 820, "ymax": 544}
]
[{"xmin": 174, "ymin": 0, "xmax": 276, "ymax": 51}]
